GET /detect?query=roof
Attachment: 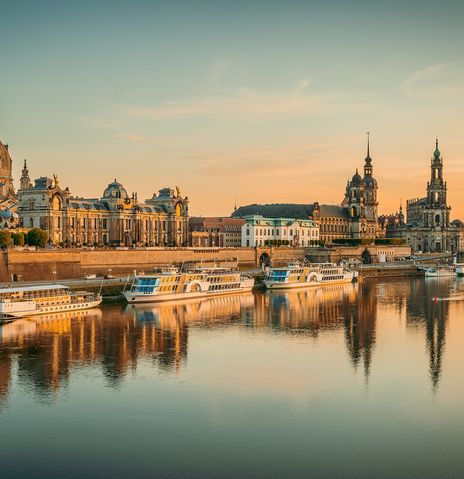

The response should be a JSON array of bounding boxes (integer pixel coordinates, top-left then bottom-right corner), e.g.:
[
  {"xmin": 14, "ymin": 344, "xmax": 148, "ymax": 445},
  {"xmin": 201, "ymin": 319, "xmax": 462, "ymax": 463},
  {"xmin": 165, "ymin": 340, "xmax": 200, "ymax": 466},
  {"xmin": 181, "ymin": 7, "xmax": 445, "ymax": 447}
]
[
  {"xmin": 408, "ymin": 197, "xmax": 427, "ymax": 206},
  {"xmin": 319, "ymin": 205, "xmax": 349, "ymax": 219},
  {"xmin": 233, "ymin": 203, "xmax": 348, "ymax": 220},
  {"xmin": 242, "ymin": 215, "xmax": 317, "ymax": 227},
  {"xmin": 189, "ymin": 216, "xmax": 245, "ymax": 232},
  {"xmin": 69, "ymin": 199, "xmax": 111, "ymax": 211},
  {"xmin": 0, "ymin": 284, "xmax": 69, "ymax": 294},
  {"xmin": 233, "ymin": 203, "xmax": 314, "ymax": 219}
]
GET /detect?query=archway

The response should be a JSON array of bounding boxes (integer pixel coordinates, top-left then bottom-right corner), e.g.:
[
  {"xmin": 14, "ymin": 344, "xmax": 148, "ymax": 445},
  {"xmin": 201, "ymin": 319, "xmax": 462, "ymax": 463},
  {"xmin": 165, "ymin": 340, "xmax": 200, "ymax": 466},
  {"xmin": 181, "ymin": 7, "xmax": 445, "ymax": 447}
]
[
  {"xmin": 362, "ymin": 249, "xmax": 372, "ymax": 264},
  {"xmin": 124, "ymin": 234, "xmax": 132, "ymax": 247},
  {"xmin": 259, "ymin": 252, "xmax": 271, "ymax": 268}
]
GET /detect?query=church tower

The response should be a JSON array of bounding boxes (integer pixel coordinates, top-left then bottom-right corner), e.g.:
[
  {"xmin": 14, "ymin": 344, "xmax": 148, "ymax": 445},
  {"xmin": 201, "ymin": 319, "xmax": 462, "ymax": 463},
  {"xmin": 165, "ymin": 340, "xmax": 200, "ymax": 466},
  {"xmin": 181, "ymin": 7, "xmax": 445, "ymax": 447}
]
[
  {"xmin": 362, "ymin": 133, "xmax": 378, "ymax": 223},
  {"xmin": 20, "ymin": 159, "xmax": 33, "ymax": 190},
  {"xmin": 425, "ymin": 139, "xmax": 450, "ymax": 228}
]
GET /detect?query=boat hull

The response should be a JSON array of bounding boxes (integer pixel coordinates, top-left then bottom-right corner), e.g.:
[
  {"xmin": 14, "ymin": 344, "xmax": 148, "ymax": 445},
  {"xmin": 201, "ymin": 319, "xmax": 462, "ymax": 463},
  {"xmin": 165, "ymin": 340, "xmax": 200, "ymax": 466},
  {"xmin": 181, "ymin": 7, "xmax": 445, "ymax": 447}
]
[
  {"xmin": 123, "ymin": 286, "xmax": 254, "ymax": 303},
  {"xmin": 264, "ymin": 277, "xmax": 353, "ymax": 290},
  {"xmin": 0, "ymin": 298, "xmax": 102, "ymax": 319}
]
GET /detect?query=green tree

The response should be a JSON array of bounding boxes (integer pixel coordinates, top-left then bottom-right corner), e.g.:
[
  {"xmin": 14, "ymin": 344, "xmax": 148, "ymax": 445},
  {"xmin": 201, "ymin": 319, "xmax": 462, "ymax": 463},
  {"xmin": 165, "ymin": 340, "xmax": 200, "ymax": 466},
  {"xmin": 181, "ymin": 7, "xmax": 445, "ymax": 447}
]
[
  {"xmin": 0, "ymin": 229, "xmax": 12, "ymax": 247},
  {"xmin": 27, "ymin": 228, "xmax": 48, "ymax": 247},
  {"xmin": 12, "ymin": 232, "xmax": 25, "ymax": 246}
]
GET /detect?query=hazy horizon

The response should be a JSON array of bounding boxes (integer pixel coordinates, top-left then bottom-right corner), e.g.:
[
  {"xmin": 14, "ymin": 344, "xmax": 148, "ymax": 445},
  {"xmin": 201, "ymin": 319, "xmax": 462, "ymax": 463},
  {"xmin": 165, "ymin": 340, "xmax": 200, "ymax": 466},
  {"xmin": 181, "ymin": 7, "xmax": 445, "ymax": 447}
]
[{"xmin": 2, "ymin": 0, "xmax": 463, "ymax": 218}]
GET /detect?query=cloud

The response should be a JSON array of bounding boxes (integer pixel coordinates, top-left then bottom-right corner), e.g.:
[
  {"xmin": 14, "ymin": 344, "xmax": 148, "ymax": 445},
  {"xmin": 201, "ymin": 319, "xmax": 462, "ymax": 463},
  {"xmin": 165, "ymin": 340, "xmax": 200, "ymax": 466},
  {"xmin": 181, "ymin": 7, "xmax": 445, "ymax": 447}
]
[
  {"xmin": 120, "ymin": 80, "xmax": 338, "ymax": 121},
  {"xmin": 116, "ymin": 133, "xmax": 149, "ymax": 142},
  {"xmin": 401, "ymin": 62, "xmax": 464, "ymax": 100}
]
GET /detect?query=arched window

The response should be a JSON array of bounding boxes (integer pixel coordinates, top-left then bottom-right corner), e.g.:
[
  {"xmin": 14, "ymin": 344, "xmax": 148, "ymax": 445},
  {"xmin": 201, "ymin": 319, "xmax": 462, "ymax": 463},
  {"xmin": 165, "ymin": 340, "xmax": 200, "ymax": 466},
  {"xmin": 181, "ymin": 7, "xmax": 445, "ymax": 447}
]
[
  {"xmin": 52, "ymin": 195, "xmax": 62, "ymax": 210},
  {"xmin": 435, "ymin": 214, "xmax": 440, "ymax": 225}
]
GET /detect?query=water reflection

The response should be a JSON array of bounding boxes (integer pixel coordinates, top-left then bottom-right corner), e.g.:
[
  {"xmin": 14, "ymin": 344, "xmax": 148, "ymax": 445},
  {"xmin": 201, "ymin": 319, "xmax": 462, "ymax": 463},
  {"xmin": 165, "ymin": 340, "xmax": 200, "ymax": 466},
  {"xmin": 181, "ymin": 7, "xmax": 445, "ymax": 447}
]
[
  {"xmin": 405, "ymin": 278, "xmax": 452, "ymax": 392},
  {"xmin": 1, "ymin": 278, "xmax": 462, "ymax": 406},
  {"xmin": 344, "ymin": 281, "xmax": 376, "ymax": 380}
]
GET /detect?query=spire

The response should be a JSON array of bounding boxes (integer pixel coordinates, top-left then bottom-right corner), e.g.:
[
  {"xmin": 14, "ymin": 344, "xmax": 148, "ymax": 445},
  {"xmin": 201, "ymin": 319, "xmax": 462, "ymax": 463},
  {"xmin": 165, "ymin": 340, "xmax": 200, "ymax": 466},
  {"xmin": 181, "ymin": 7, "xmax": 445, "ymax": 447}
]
[
  {"xmin": 20, "ymin": 158, "xmax": 32, "ymax": 190},
  {"xmin": 433, "ymin": 138, "xmax": 441, "ymax": 160},
  {"xmin": 364, "ymin": 131, "xmax": 372, "ymax": 165}
]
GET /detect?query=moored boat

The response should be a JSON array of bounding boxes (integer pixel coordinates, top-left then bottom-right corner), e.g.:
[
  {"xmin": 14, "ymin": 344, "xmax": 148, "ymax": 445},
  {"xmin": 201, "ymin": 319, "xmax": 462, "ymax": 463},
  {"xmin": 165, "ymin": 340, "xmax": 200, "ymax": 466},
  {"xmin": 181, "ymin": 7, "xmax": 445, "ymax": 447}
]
[
  {"xmin": 455, "ymin": 264, "xmax": 464, "ymax": 277},
  {"xmin": 0, "ymin": 284, "xmax": 102, "ymax": 319},
  {"xmin": 123, "ymin": 266, "xmax": 254, "ymax": 303},
  {"xmin": 263, "ymin": 262, "xmax": 357, "ymax": 290},
  {"xmin": 424, "ymin": 267, "xmax": 456, "ymax": 278}
]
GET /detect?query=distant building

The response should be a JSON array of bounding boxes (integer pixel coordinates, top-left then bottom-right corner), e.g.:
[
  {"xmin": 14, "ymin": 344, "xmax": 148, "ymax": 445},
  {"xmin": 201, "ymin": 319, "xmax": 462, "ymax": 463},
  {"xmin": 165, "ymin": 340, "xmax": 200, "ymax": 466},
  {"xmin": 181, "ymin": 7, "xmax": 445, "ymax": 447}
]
[
  {"xmin": 189, "ymin": 217, "xmax": 244, "ymax": 247},
  {"xmin": 18, "ymin": 172, "xmax": 189, "ymax": 247},
  {"xmin": 241, "ymin": 215, "xmax": 319, "ymax": 247},
  {"xmin": 233, "ymin": 138, "xmax": 379, "ymax": 244},
  {"xmin": 386, "ymin": 140, "xmax": 464, "ymax": 253}
]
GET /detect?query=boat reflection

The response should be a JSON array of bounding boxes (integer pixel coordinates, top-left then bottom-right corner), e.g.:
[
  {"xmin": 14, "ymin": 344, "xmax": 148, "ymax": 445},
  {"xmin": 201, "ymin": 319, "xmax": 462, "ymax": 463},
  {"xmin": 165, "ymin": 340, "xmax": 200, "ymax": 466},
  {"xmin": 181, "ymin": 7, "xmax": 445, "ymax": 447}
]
[{"xmin": 0, "ymin": 278, "xmax": 459, "ymax": 406}]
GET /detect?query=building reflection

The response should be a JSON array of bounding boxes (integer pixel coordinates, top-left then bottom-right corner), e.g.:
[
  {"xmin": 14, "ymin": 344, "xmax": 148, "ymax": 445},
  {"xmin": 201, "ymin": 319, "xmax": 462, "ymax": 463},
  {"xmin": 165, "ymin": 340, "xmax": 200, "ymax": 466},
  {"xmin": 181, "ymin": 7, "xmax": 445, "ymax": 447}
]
[
  {"xmin": 0, "ymin": 282, "xmax": 382, "ymax": 402},
  {"xmin": 344, "ymin": 281, "xmax": 377, "ymax": 381},
  {"xmin": 0, "ymin": 294, "xmax": 255, "ymax": 403},
  {"xmin": 406, "ymin": 277, "xmax": 451, "ymax": 392}
]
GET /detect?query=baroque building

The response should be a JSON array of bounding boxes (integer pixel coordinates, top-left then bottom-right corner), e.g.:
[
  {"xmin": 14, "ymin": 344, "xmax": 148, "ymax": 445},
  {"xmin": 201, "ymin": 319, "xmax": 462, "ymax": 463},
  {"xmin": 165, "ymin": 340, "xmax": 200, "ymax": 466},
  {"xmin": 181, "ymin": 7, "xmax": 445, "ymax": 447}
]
[
  {"xmin": 233, "ymin": 137, "xmax": 379, "ymax": 244},
  {"xmin": 17, "ymin": 170, "xmax": 189, "ymax": 247},
  {"xmin": 386, "ymin": 140, "xmax": 464, "ymax": 253}
]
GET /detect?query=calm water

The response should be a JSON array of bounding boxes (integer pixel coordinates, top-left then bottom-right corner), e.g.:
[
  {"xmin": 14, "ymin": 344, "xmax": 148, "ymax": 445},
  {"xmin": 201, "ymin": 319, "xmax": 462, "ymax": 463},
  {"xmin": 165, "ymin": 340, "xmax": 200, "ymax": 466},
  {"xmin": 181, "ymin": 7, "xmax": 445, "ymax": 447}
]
[{"xmin": 1, "ymin": 277, "xmax": 464, "ymax": 478}]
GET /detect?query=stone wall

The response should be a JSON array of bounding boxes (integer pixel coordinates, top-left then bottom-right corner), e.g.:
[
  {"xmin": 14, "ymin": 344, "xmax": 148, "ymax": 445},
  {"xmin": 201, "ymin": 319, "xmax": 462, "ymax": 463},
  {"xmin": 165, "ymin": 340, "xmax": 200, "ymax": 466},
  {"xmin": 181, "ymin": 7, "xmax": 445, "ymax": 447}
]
[
  {"xmin": 3, "ymin": 246, "xmax": 307, "ymax": 281},
  {"xmin": 305, "ymin": 245, "xmax": 412, "ymax": 264}
]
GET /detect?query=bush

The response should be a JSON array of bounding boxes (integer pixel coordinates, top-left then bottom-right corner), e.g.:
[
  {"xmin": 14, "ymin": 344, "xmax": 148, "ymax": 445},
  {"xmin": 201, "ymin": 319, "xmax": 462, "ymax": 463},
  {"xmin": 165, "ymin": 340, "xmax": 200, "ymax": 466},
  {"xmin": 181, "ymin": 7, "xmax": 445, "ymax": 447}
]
[
  {"xmin": 374, "ymin": 238, "xmax": 407, "ymax": 245},
  {"xmin": 332, "ymin": 238, "xmax": 375, "ymax": 246},
  {"xmin": 12, "ymin": 232, "xmax": 25, "ymax": 246},
  {"xmin": 0, "ymin": 229, "xmax": 12, "ymax": 247},
  {"xmin": 264, "ymin": 239, "xmax": 291, "ymax": 246},
  {"xmin": 27, "ymin": 228, "xmax": 48, "ymax": 247}
]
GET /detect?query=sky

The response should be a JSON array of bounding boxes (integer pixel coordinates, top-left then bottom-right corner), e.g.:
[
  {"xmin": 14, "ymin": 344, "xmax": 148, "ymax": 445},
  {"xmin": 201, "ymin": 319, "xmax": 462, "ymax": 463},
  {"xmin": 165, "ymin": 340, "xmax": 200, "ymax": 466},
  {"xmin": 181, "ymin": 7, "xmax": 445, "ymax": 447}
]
[{"xmin": 1, "ymin": 0, "xmax": 464, "ymax": 217}]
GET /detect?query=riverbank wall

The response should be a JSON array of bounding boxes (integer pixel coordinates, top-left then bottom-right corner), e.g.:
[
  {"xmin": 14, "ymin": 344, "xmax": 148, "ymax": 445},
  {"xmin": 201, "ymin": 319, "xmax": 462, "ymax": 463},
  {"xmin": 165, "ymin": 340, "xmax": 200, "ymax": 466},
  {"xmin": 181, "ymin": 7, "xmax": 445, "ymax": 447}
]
[{"xmin": 0, "ymin": 247, "xmax": 308, "ymax": 282}]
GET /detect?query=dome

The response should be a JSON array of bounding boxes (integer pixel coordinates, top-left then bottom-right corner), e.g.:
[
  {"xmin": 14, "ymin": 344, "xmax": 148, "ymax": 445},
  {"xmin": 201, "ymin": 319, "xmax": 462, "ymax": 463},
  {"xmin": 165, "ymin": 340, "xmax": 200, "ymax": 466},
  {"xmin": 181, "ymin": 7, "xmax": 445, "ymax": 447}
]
[
  {"xmin": 350, "ymin": 169, "xmax": 362, "ymax": 186},
  {"xmin": 103, "ymin": 179, "xmax": 128, "ymax": 199},
  {"xmin": 0, "ymin": 208, "xmax": 12, "ymax": 219}
]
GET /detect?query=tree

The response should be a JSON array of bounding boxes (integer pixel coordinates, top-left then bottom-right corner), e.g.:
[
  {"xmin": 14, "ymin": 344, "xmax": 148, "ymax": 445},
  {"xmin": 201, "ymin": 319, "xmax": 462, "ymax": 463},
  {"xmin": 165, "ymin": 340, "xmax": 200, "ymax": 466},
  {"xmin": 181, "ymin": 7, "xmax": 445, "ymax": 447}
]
[
  {"xmin": 27, "ymin": 228, "xmax": 48, "ymax": 247},
  {"xmin": 12, "ymin": 232, "xmax": 25, "ymax": 246},
  {"xmin": 0, "ymin": 229, "xmax": 12, "ymax": 248}
]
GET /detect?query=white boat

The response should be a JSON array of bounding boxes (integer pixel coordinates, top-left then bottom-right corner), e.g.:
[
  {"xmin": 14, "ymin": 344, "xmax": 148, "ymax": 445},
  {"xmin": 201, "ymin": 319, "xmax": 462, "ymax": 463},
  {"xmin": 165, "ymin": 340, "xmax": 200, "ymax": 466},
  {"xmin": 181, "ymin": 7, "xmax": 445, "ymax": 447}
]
[
  {"xmin": 455, "ymin": 264, "xmax": 464, "ymax": 277},
  {"xmin": 0, "ymin": 284, "xmax": 102, "ymax": 319},
  {"xmin": 424, "ymin": 267, "xmax": 456, "ymax": 278},
  {"xmin": 123, "ymin": 266, "xmax": 254, "ymax": 303},
  {"xmin": 263, "ymin": 262, "xmax": 357, "ymax": 290}
]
